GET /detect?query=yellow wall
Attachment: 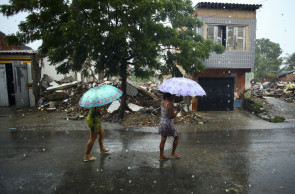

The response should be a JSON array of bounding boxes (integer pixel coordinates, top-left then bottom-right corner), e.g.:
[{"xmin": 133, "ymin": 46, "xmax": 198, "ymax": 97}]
[{"xmin": 0, "ymin": 56, "xmax": 32, "ymax": 63}]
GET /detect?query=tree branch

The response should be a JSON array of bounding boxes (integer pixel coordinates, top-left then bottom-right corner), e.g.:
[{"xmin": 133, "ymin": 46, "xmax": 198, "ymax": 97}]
[
  {"xmin": 74, "ymin": 0, "xmax": 95, "ymax": 27},
  {"xmin": 160, "ymin": 47, "xmax": 181, "ymax": 52}
]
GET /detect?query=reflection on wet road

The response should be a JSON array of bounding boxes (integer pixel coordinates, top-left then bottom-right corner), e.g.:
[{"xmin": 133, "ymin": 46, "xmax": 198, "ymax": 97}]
[{"xmin": 0, "ymin": 113, "xmax": 295, "ymax": 193}]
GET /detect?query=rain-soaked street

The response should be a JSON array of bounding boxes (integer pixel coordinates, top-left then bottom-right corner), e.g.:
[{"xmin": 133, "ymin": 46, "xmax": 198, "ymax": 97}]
[{"xmin": 0, "ymin": 106, "xmax": 295, "ymax": 194}]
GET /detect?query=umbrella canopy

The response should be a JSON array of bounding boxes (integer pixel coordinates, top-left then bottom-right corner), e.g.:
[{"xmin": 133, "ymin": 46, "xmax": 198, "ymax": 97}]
[
  {"xmin": 158, "ymin": 77, "xmax": 206, "ymax": 96},
  {"xmin": 79, "ymin": 85, "xmax": 122, "ymax": 108}
]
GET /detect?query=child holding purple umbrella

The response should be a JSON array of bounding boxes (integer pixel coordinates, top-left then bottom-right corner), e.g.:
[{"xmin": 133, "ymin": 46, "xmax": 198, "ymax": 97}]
[{"xmin": 158, "ymin": 92, "xmax": 181, "ymax": 160}]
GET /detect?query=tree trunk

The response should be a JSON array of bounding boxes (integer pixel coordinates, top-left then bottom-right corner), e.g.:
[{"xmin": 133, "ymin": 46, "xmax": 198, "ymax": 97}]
[{"xmin": 118, "ymin": 61, "xmax": 127, "ymax": 120}]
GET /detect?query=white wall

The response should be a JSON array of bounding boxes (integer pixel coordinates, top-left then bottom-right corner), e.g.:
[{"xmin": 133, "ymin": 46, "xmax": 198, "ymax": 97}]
[
  {"xmin": 245, "ymin": 72, "xmax": 254, "ymax": 90},
  {"xmin": 40, "ymin": 57, "xmax": 76, "ymax": 81}
]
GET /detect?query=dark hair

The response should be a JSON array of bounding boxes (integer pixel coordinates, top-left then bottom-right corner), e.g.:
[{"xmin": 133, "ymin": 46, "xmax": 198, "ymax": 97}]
[{"xmin": 163, "ymin": 92, "xmax": 172, "ymax": 100}]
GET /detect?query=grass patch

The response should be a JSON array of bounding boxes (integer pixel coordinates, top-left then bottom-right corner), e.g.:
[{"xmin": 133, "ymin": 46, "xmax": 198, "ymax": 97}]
[
  {"xmin": 271, "ymin": 115, "xmax": 285, "ymax": 123},
  {"xmin": 249, "ymin": 103, "xmax": 263, "ymax": 112}
]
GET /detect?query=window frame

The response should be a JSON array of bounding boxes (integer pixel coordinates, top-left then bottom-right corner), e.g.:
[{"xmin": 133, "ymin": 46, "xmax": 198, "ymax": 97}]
[{"xmin": 206, "ymin": 24, "xmax": 247, "ymax": 51}]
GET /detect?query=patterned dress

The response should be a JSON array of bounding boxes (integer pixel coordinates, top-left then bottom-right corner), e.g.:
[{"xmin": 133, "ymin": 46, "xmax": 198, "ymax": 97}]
[
  {"xmin": 158, "ymin": 103, "xmax": 179, "ymax": 137},
  {"xmin": 86, "ymin": 107, "xmax": 102, "ymax": 133}
]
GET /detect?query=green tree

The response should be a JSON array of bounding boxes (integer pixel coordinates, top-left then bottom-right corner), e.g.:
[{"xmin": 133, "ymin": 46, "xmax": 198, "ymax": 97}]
[
  {"xmin": 1, "ymin": 0, "xmax": 224, "ymax": 119},
  {"xmin": 282, "ymin": 53, "xmax": 295, "ymax": 71},
  {"xmin": 254, "ymin": 38, "xmax": 282, "ymax": 82}
]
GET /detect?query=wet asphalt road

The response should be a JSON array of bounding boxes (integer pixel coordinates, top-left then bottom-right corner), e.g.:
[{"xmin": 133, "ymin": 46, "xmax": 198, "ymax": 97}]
[{"xmin": 0, "ymin": 108, "xmax": 295, "ymax": 193}]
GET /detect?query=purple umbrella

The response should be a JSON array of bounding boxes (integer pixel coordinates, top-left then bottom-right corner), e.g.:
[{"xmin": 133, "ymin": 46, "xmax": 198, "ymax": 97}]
[{"xmin": 158, "ymin": 77, "xmax": 206, "ymax": 96}]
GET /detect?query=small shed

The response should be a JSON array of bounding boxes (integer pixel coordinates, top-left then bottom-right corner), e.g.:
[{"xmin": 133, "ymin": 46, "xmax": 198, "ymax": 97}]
[
  {"xmin": 277, "ymin": 70, "xmax": 295, "ymax": 82},
  {"xmin": 0, "ymin": 50, "xmax": 41, "ymax": 109}
]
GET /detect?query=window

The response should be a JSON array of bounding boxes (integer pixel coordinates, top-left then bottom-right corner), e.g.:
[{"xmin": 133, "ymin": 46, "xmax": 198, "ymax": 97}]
[{"xmin": 207, "ymin": 25, "xmax": 246, "ymax": 51}]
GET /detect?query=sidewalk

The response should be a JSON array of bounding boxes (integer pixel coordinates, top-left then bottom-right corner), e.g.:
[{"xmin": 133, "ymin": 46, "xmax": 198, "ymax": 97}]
[
  {"xmin": 179, "ymin": 109, "xmax": 295, "ymax": 131},
  {"xmin": 0, "ymin": 106, "xmax": 16, "ymax": 117},
  {"xmin": 1, "ymin": 106, "xmax": 294, "ymax": 132}
]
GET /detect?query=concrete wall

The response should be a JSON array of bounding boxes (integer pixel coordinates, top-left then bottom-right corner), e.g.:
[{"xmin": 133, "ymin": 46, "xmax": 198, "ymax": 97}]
[
  {"xmin": 40, "ymin": 57, "xmax": 104, "ymax": 83},
  {"xmin": 40, "ymin": 57, "xmax": 77, "ymax": 81}
]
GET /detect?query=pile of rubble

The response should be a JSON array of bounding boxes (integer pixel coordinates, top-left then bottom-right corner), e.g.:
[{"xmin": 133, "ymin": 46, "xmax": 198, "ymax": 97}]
[
  {"xmin": 247, "ymin": 81, "xmax": 295, "ymax": 122},
  {"xmin": 121, "ymin": 108, "xmax": 204, "ymax": 127},
  {"xmin": 39, "ymin": 77, "xmax": 205, "ymax": 126},
  {"xmin": 252, "ymin": 81, "xmax": 295, "ymax": 102},
  {"xmin": 39, "ymin": 81, "xmax": 88, "ymax": 113}
]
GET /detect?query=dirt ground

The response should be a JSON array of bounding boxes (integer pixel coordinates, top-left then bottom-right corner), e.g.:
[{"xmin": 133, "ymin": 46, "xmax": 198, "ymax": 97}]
[
  {"xmin": 6, "ymin": 96, "xmax": 294, "ymax": 128},
  {"xmin": 10, "ymin": 106, "xmax": 201, "ymax": 128}
]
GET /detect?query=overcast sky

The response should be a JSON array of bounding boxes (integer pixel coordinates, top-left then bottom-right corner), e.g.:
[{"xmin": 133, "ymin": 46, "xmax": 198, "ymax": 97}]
[{"xmin": 0, "ymin": 0, "xmax": 294, "ymax": 57}]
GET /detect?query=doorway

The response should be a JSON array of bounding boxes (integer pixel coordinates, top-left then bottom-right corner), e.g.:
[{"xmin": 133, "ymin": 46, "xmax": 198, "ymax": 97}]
[{"xmin": 5, "ymin": 63, "xmax": 15, "ymax": 106}]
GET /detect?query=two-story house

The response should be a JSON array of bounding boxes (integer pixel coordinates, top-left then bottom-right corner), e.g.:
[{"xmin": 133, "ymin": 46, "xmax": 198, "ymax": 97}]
[{"xmin": 193, "ymin": 2, "xmax": 261, "ymax": 111}]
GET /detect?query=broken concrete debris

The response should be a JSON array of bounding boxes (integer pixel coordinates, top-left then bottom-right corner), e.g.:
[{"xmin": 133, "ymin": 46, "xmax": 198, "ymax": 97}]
[
  {"xmin": 37, "ymin": 78, "xmax": 206, "ymax": 126},
  {"xmin": 248, "ymin": 81, "xmax": 295, "ymax": 122},
  {"xmin": 126, "ymin": 79, "xmax": 139, "ymax": 97},
  {"xmin": 37, "ymin": 77, "xmax": 294, "ymax": 125},
  {"xmin": 252, "ymin": 81, "xmax": 295, "ymax": 101},
  {"xmin": 47, "ymin": 81, "xmax": 79, "ymax": 91},
  {"xmin": 108, "ymin": 100, "xmax": 120, "ymax": 113},
  {"xmin": 128, "ymin": 103, "xmax": 144, "ymax": 112}
]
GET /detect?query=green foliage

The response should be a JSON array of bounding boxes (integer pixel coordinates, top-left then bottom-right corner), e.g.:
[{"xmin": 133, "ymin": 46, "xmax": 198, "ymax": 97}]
[
  {"xmin": 1, "ymin": 0, "xmax": 223, "ymax": 78},
  {"xmin": 254, "ymin": 38, "xmax": 283, "ymax": 81},
  {"xmin": 1, "ymin": 0, "xmax": 224, "ymax": 118},
  {"xmin": 129, "ymin": 76, "xmax": 151, "ymax": 83},
  {"xmin": 282, "ymin": 53, "xmax": 295, "ymax": 71},
  {"xmin": 271, "ymin": 115, "xmax": 285, "ymax": 123},
  {"xmin": 249, "ymin": 103, "xmax": 263, "ymax": 112},
  {"xmin": 244, "ymin": 99, "xmax": 263, "ymax": 113}
]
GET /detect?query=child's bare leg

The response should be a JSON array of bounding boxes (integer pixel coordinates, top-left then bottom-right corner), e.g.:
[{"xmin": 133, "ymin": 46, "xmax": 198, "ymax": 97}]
[
  {"xmin": 98, "ymin": 128, "xmax": 109, "ymax": 152},
  {"xmin": 171, "ymin": 134, "xmax": 180, "ymax": 156},
  {"xmin": 85, "ymin": 132, "xmax": 98, "ymax": 159},
  {"xmin": 159, "ymin": 136, "xmax": 167, "ymax": 159}
]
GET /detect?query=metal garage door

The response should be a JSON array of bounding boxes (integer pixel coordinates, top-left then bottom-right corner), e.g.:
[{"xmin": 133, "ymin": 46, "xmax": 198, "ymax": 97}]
[
  {"xmin": 197, "ymin": 77, "xmax": 234, "ymax": 111},
  {"xmin": 12, "ymin": 61, "xmax": 29, "ymax": 109},
  {"xmin": 0, "ymin": 64, "xmax": 9, "ymax": 106}
]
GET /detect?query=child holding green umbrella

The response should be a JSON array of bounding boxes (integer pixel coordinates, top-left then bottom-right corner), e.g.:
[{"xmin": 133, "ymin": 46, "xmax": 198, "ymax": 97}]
[
  {"xmin": 84, "ymin": 107, "xmax": 110, "ymax": 162},
  {"xmin": 79, "ymin": 85, "xmax": 123, "ymax": 162}
]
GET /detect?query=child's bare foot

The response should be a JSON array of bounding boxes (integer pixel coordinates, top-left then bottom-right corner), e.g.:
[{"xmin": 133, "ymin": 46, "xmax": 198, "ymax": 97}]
[
  {"xmin": 100, "ymin": 148, "xmax": 110, "ymax": 153},
  {"xmin": 83, "ymin": 155, "xmax": 96, "ymax": 162}
]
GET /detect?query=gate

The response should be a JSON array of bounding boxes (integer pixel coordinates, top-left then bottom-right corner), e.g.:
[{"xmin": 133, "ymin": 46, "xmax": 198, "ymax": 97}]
[
  {"xmin": 12, "ymin": 61, "xmax": 29, "ymax": 109},
  {"xmin": 0, "ymin": 64, "xmax": 9, "ymax": 106},
  {"xmin": 198, "ymin": 77, "xmax": 234, "ymax": 111}
]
